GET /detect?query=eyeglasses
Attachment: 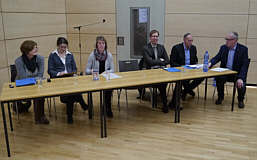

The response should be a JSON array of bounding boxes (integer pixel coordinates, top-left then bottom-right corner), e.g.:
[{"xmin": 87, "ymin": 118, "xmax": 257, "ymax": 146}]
[{"xmin": 225, "ymin": 38, "xmax": 235, "ymax": 41}]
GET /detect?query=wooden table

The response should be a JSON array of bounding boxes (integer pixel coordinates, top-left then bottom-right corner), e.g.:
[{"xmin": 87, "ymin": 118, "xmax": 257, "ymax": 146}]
[{"xmin": 0, "ymin": 68, "xmax": 237, "ymax": 157}]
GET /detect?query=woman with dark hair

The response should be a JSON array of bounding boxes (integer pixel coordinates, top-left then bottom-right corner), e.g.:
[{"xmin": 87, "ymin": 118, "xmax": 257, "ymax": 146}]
[
  {"xmin": 48, "ymin": 37, "xmax": 88, "ymax": 124},
  {"xmin": 85, "ymin": 36, "xmax": 115, "ymax": 118},
  {"xmin": 15, "ymin": 40, "xmax": 49, "ymax": 124}
]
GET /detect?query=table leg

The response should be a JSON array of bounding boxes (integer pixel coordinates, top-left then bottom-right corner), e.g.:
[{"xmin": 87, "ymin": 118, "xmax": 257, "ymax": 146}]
[
  {"xmin": 174, "ymin": 81, "xmax": 182, "ymax": 123},
  {"xmin": 231, "ymin": 76, "xmax": 237, "ymax": 111},
  {"xmin": 177, "ymin": 81, "xmax": 182, "ymax": 123},
  {"xmin": 204, "ymin": 78, "xmax": 208, "ymax": 100},
  {"xmin": 7, "ymin": 102, "xmax": 13, "ymax": 131},
  {"xmin": 88, "ymin": 92, "xmax": 93, "ymax": 119},
  {"xmin": 100, "ymin": 91, "xmax": 104, "ymax": 138},
  {"xmin": 103, "ymin": 91, "xmax": 107, "ymax": 138},
  {"xmin": 1, "ymin": 102, "xmax": 11, "ymax": 157}
]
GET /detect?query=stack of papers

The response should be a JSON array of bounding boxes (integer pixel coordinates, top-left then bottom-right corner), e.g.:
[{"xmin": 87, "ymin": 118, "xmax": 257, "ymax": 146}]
[
  {"xmin": 163, "ymin": 67, "xmax": 181, "ymax": 72},
  {"xmin": 101, "ymin": 73, "xmax": 122, "ymax": 79},
  {"xmin": 210, "ymin": 68, "xmax": 230, "ymax": 72},
  {"xmin": 185, "ymin": 64, "xmax": 203, "ymax": 69},
  {"xmin": 184, "ymin": 65, "xmax": 197, "ymax": 69}
]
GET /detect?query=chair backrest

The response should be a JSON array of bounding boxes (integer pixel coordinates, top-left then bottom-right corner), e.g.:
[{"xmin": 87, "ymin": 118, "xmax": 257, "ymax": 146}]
[
  {"xmin": 245, "ymin": 58, "xmax": 251, "ymax": 79},
  {"xmin": 10, "ymin": 64, "xmax": 17, "ymax": 82},
  {"xmin": 119, "ymin": 60, "xmax": 139, "ymax": 72},
  {"xmin": 138, "ymin": 57, "xmax": 146, "ymax": 70},
  {"xmin": 247, "ymin": 58, "xmax": 251, "ymax": 69}
]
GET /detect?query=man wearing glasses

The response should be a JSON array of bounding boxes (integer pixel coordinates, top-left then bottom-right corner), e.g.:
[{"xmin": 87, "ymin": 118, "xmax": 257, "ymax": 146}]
[
  {"xmin": 143, "ymin": 29, "xmax": 169, "ymax": 113},
  {"xmin": 210, "ymin": 32, "xmax": 249, "ymax": 108}
]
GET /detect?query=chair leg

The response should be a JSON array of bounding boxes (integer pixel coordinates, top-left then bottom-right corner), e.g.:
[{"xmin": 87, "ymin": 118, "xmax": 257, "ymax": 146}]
[
  {"xmin": 245, "ymin": 91, "xmax": 247, "ymax": 103},
  {"xmin": 47, "ymin": 98, "xmax": 52, "ymax": 117},
  {"xmin": 88, "ymin": 93, "xmax": 94, "ymax": 119},
  {"xmin": 117, "ymin": 89, "xmax": 121, "ymax": 112},
  {"xmin": 167, "ymin": 83, "xmax": 171, "ymax": 96},
  {"xmin": 149, "ymin": 88, "xmax": 153, "ymax": 108},
  {"xmin": 212, "ymin": 87, "xmax": 216, "ymax": 100},
  {"xmin": 53, "ymin": 97, "xmax": 57, "ymax": 120},
  {"xmin": 197, "ymin": 86, "xmax": 200, "ymax": 102},
  {"xmin": 226, "ymin": 84, "xmax": 229, "ymax": 96},
  {"xmin": 13, "ymin": 102, "xmax": 19, "ymax": 121},
  {"xmin": 125, "ymin": 89, "xmax": 128, "ymax": 109},
  {"xmin": 140, "ymin": 88, "xmax": 145, "ymax": 102}
]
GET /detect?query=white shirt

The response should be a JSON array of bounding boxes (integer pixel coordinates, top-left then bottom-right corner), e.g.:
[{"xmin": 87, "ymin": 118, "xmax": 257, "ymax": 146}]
[{"xmin": 53, "ymin": 49, "xmax": 72, "ymax": 76}]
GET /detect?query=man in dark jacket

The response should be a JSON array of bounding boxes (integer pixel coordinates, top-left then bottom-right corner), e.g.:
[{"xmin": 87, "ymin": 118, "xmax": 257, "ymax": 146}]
[
  {"xmin": 169, "ymin": 33, "xmax": 204, "ymax": 102},
  {"xmin": 210, "ymin": 32, "xmax": 249, "ymax": 108},
  {"xmin": 143, "ymin": 29, "xmax": 169, "ymax": 113}
]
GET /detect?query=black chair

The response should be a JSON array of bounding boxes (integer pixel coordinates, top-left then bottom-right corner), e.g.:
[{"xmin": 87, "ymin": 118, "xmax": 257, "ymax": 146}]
[
  {"xmin": 10, "ymin": 65, "xmax": 17, "ymax": 83},
  {"xmin": 11, "ymin": 65, "xmax": 57, "ymax": 119},
  {"xmin": 10, "ymin": 65, "xmax": 20, "ymax": 120},
  {"xmin": 117, "ymin": 60, "xmax": 139, "ymax": 111},
  {"xmin": 10, "ymin": 65, "xmax": 32, "ymax": 120}
]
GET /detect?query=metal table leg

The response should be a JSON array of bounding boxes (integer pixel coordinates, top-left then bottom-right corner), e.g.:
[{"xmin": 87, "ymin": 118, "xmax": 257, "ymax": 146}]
[
  {"xmin": 7, "ymin": 102, "xmax": 13, "ymax": 131},
  {"xmin": 231, "ymin": 76, "xmax": 237, "ymax": 111},
  {"xmin": 1, "ymin": 102, "xmax": 11, "ymax": 157}
]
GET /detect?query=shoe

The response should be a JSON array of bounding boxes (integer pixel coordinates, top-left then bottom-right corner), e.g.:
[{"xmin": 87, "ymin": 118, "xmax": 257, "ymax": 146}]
[
  {"xmin": 238, "ymin": 101, "xmax": 245, "ymax": 108},
  {"xmin": 136, "ymin": 95, "xmax": 142, "ymax": 99},
  {"xmin": 188, "ymin": 90, "xmax": 195, "ymax": 97},
  {"xmin": 81, "ymin": 103, "xmax": 88, "ymax": 111},
  {"xmin": 181, "ymin": 91, "xmax": 186, "ymax": 101},
  {"xmin": 67, "ymin": 116, "xmax": 73, "ymax": 124},
  {"xmin": 168, "ymin": 102, "xmax": 183, "ymax": 110},
  {"xmin": 35, "ymin": 116, "xmax": 49, "ymax": 125},
  {"xmin": 168, "ymin": 101, "xmax": 175, "ymax": 109},
  {"xmin": 106, "ymin": 111, "xmax": 113, "ymax": 118},
  {"xmin": 215, "ymin": 98, "xmax": 223, "ymax": 105},
  {"xmin": 24, "ymin": 101, "xmax": 31, "ymax": 112},
  {"xmin": 162, "ymin": 107, "xmax": 169, "ymax": 113}
]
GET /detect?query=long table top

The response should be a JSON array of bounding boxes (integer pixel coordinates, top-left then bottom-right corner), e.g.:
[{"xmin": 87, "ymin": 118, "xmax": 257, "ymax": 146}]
[{"xmin": 0, "ymin": 68, "xmax": 237, "ymax": 102}]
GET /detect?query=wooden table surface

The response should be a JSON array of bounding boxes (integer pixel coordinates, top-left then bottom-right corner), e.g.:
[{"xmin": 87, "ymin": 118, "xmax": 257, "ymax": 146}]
[{"xmin": 0, "ymin": 68, "xmax": 237, "ymax": 102}]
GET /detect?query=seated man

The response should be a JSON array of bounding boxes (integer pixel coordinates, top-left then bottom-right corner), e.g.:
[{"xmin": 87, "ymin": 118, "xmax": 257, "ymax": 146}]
[
  {"xmin": 143, "ymin": 29, "xmax": 169, "ymax": 113},
  {"xmin": 169, "ymin": 33, "xmax": 204, "ymax": 107},
  {"xmin": 209, "ymin": 32, "xmax": 249, "ymax": 108}
]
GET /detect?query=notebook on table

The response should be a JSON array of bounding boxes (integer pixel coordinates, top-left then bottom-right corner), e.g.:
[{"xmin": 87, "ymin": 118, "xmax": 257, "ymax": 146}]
[{"xmin": 15, "ymin": 78, "xmax": 37, "ymax": 87}]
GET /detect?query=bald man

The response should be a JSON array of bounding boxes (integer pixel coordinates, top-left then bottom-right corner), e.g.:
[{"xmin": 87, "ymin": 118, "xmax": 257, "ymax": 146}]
[
  {"xmin": 210, "ymin": 32, "xmax": 249, "ymax": 108},
  {"xmin": 168, "ymin": 33, "xmax": 204, "ymax": 109}
]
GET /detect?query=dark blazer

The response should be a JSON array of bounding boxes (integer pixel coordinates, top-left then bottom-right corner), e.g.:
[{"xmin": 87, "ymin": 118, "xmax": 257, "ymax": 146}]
[
  {"xmin": 48, "ymin": 51, "xmax": 77, "ymax": 78},
  {"xmin": 143, "ymin": 43, "xmax": 169, "ymax": 69},
  {"xmin": 210, "ymin": 43, "xmax": 249, "ymax": 82},
  {"xmin": 170, "ymin": 43, "xmax": 198, "ymax": 67}
]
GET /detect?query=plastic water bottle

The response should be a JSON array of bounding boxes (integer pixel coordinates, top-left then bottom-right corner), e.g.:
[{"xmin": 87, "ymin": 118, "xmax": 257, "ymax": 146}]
[{"xmin": 203, "ymin": 51, "xmax": 209, "ymax": 72}]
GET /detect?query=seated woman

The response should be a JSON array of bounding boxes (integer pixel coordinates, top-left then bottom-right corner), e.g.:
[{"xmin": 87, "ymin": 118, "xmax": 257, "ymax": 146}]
[
  {"xmin": 48, "ymin": 37, "xmax": 88, "ymax": 124},
  {"xmin": 15, "ymin": 40, "xmax": 49, "ymax": 124},
  {"xmin": 85, "ymin": 36, "xmax": 115, "ymax": 118}
]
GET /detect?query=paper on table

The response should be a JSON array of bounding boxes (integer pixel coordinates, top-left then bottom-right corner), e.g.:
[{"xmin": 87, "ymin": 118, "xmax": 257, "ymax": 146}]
[
  {"xmin": 186, "ymin": 64, "xmax": 203, "ymax": 69},
  {"xmin": 210, "ymin": 68, "xmax": 230, "ymax": 72},
  {"xmin": 101, "ymin": 73, "xmax": 122, "ymax": 79}
]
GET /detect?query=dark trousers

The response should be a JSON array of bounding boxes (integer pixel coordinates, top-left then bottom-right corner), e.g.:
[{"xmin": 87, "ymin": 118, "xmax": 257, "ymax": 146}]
[
  {"xmin": 60, "ymin": 94, "xmax": 86, "ymax": 118},
  {"xmin": 138, "ymin": 87, "xmax": 146, "ymax": 98},
  {"xmin": 170, "ymin": 83, "xmax": 180, "ymax": 106},
  {"xmin": 216, "ymin": 75, "xmax": 246, "ymax": 102},
  {"xmin": 104, "ymin": 90, "xmax": 113, "ymax": 113},
  {"xmin": 182, "ymin": 78, "xmax": 204, "ymax": 93},
  {"xmin": 169, "ymin": 78, "xmax": 204, "ymax": 106},
  {"xmin": 153, "ymin": 83, "xmax": 167, "ymax": 108},
  {"xmin": 33, "ymin": 98, "xmax": 45, "ymax": 122}
]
